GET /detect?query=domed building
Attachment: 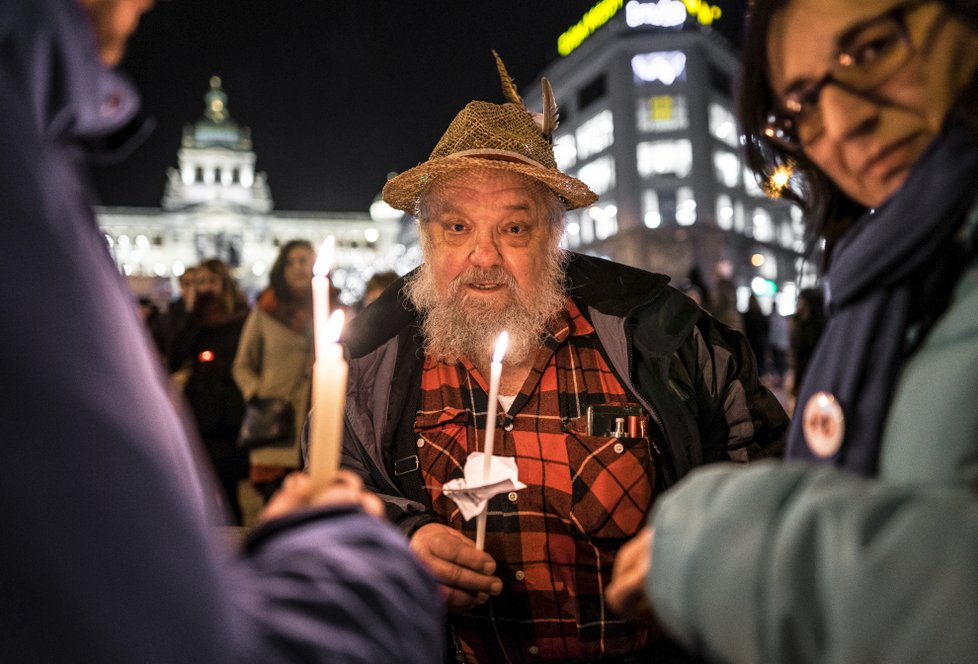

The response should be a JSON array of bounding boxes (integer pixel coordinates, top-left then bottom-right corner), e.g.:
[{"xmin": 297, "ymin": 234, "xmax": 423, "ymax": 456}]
[{"xmin": 96, "ymin": 77, "xmax": 417, "ymax": 306}]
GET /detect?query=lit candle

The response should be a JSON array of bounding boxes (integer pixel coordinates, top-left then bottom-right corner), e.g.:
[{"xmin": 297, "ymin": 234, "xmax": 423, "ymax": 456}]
[
  {"xmin": 311, "ymin": 236, "xmax": 335, "ymax": 359},
  {"xmin": 475, "ymin": 331, "xmax": 508, "ymax": 551},
  {"xmin": 308, "ymin": 309, "xmax": 347, "ymax": 489}
]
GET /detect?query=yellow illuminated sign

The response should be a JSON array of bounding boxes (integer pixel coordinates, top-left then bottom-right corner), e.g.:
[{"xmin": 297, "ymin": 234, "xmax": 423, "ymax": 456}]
[
  {"xmin": 558, "ymin": 0, "xmax": 624, "ymax": 57},
  {"xmin": 559, "ymin": 0, "xmax": 724, "ymax": 56}
]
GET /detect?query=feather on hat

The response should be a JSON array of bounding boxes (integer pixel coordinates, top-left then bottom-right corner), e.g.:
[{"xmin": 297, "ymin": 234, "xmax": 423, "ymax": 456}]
[{"xmin": 382, "ymin": 52, "xmax": 597, "ymax": 213}]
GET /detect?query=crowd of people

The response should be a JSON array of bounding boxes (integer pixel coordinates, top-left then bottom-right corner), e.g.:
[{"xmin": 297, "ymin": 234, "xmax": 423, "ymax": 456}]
[{"xmin": 4, "ymin": 0, "xmax": 977, "ymax": 662}]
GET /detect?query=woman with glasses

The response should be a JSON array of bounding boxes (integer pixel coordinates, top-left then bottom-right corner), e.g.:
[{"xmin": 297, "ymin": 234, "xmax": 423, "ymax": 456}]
[{"xmin": 605, "ymin": 1, "xmax": 978, "ymax": 662}]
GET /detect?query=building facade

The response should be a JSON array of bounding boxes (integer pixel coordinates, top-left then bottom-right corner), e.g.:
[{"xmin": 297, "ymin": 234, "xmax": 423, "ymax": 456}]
[
  {"xmin": 529, "ymin": 0, "xmax": 817, "ymax": 313},
  {"xmin": 97, "ymin": 77, "xmax": 416, "ymax": 306}
]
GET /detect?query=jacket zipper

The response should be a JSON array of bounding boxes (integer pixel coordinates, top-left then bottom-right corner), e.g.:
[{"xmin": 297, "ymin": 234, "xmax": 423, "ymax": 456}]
[{"xmin": 620, "ymin": 321, "xmax": 676, "ymax": 487}]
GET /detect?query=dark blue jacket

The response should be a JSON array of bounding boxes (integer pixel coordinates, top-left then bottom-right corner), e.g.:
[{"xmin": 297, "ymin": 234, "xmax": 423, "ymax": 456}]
[{"xmin": 0, "ymin": 1, "xmax": 442, "ymax": 661}]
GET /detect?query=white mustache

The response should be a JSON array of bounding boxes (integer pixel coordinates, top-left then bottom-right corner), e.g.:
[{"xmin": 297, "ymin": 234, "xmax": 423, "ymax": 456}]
[{"xmin": 449, "ymin": 268, "xmax": 517, "ymax": 295}]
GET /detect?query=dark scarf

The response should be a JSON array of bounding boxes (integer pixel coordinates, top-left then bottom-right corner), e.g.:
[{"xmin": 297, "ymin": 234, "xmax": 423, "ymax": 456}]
[
  {"xmin": 786, "ymin": 115, "xmax": 978, "ymax": 473},
  {"xmin": 258, "ymin": 287, "xmax": 313, "ymax": 336}
]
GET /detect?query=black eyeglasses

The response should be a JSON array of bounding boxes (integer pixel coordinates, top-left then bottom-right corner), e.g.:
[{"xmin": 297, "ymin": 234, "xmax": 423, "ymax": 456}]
[{"xmin": 763, "ymin": 0, "xmax": 933, "ymax": 150}]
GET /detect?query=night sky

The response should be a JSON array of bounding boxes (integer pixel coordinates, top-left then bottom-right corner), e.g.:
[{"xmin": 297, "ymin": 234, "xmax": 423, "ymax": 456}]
[{"xmin": 91, "ymin": 0, "xmax": 746, "ymax": 213}]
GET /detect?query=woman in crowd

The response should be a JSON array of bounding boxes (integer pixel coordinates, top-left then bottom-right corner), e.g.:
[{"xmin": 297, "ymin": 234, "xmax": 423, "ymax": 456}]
[
  {"xmin": 169, "ymin": 258, "xmax": 251, "ymax": 524},
  {"xmin": 607, "ymin": 1, "xmax": 978, "ymax": 662},
  {"xmin": 233, "ymin": 240, "xmax": 315, "ymax": 504}
]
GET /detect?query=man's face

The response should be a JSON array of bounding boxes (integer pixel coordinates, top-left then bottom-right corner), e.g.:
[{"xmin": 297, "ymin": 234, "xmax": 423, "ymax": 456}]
[
  {"xmin": 421, "ymin": 169, "xmax": 555, "ymax": 316},
  {"xmin": 405, "ymin": 168, "xmax": 568, "ymax": 365},
  {"xmin": 78, "ymin": 0, "xmax": 156, "ymax": 66}
]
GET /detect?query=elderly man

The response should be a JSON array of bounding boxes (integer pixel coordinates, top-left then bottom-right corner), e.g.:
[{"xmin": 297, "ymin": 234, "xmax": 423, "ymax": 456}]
[{"xmin": 341, "ymin": 57, "xmax": 787, "ymax": 663}]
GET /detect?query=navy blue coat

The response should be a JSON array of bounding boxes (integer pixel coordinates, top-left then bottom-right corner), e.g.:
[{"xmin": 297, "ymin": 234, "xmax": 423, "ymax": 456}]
[{"xmin": 0, "ymin": 1, "xmax": 442, "ymax": 661}]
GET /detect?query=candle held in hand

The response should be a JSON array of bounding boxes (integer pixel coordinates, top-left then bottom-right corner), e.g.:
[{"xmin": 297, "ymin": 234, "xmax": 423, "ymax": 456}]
[
  {"xmin": 308, "ymin": 308, "xmax": 347, "ymax": 490},
  {"xmin": 475, "ymin": 330, "xmax": 508, "ymax": 550},
  {"xmin": 311, "ymin": 236, "xmax": 335, "ymax": 359}
]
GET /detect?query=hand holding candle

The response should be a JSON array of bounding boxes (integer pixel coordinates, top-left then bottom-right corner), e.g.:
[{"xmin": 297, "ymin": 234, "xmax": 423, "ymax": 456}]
[{"xmin": 475, "ymin": 331, "xmax": 508, "ymax": 551}]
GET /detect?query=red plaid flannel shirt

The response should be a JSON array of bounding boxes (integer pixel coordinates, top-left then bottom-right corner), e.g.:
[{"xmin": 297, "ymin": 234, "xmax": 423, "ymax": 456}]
[{"xmin": 415, "ymin": 299, "xmax": 660, "ymax": 663}]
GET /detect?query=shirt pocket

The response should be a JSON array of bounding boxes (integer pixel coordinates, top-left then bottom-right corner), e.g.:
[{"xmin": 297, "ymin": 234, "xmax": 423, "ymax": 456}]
[
  {"xmin": 415, "ymin": 407, "xmax": 472, "ymax": 522},
  {"xmin": 565, "ymin": 430, "xmax": 655, "ymax": 540}
]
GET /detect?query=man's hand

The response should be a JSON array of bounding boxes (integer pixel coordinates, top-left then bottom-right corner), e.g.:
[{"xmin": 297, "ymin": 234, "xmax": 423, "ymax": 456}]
[
  {"xmin": 260, "ymin": 470, "xmax": 385, "ymax": 522},
  {"xmin": 606, "ymin": 526, "xmax": 656, "ymax": 623},
  {"xmin": 409, "ymin": 523, "xmax": 502, "ymax": 612}
]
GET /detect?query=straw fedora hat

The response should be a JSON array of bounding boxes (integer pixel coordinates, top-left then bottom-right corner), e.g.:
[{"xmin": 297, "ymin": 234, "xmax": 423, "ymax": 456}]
[{"xmin": 383, "ymin": 52, "xmax": 598, "ymax": 213}]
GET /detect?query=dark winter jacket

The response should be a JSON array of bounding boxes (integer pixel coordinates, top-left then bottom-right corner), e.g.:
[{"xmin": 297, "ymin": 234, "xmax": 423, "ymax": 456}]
[{"xmin": 340, "ymin": 253, "xmax": 787, "ymax": 533}]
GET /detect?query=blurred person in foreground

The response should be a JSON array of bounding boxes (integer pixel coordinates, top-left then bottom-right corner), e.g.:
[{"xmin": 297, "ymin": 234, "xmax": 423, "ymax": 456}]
[
  {"xmin": 340, "ymin": 53, "xmax": 787, "ymax": 663},
  {"xmin": 607, "ymin": 1, "xmax": 978, "ymax": 662},
  {"xmin": 169, "ymin": 258, "xmax": 250, "ymax": 524},
  {"xmin": 0, "ymin": 0, "xmax": 442, "ymax": 661},
  {"xmin": 233, "ymin": 240, "xmax": 315, "ymax": 503}
]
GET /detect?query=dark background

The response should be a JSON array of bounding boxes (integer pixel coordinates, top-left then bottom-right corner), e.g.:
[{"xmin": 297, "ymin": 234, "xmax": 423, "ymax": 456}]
[{"xmin": 92, "ymin": 0, "xmax": 747, "ymax": 213}]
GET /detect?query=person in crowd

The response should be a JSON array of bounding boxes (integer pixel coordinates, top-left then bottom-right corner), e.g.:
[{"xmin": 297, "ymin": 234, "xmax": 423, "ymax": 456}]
[
  {"xmin": 169, "ymin": 258, "xmax": 251, "ymax": 524},
  {"xmin": 159, "ymin": 266, "xmax": 197, "ymax": 358},
  {"xmin": 767, "ymin": 304, "xmax": 789, "ymax": 389},
  {"xmin": 360, "ymin": 269, "xmax": 399, "ymax": 310},
  {"xmin": 137, "ymin": 294, "xmax": 166, "ymax": 354},
  {"xmin": 0, "ymin": 0, "xmax": 442, "ymax": 661},
  {"xmin": 233, "ymin": 240, "xmax": 315, "ymax": 503},
  {"xmin": 789, "ymin": 286, "xmax": 827, "ymax": 405},
  {"xmin": 606, "ymin": 1, "xmax": 978, "ymax": 662},
  {"xmin": 340, "ymin": 53, "xmax": 787, "ymax": 664},
  {"xmin": 742, "ymin": 294, "xmax": 770, "ymax": 372},
  {"xmin": 705, "ymin": 259, "xmax": 743, "ymax": 332}
]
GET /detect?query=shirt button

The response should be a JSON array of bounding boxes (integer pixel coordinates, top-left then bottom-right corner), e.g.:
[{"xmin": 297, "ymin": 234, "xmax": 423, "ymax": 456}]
[
  {"xmin": 507, "ymin": 491, "xmax": 518, "ymax": 502},
  {"xmin": 504, "ymin": 422, "xmax": 514, "ymax": 432},
  {"xmin": 514, "ymin": 570, "xmax": 525, "ymax": 581},
  {"xmin": 416, "ymin": 437, "xmax": 425, "ymax": 448},
  {"xmin": 528, "ymin": 645, "xmax": 539, "ymax": 655},
  {"xmin": 613, "ymin": 442, "xmax": 625, "ymax": 454}
]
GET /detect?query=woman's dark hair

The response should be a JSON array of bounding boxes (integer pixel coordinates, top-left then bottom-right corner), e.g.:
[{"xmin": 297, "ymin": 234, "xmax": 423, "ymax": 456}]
[
  {"xmin": 737, "ymin": 0, "xmax": 978, "ymax": 265},
  {"xmin": 269, "ymin": 239, "xmax": 314, "ymax": 303}
]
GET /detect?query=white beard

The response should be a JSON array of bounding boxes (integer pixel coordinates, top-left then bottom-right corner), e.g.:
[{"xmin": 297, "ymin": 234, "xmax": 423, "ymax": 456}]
[{"xmin": 404, "ymin": 247, "xmax": 569, "ymax": 366}]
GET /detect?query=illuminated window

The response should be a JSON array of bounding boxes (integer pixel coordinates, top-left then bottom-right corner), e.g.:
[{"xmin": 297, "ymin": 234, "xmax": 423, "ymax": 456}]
[
  {"xmin": 716, "ymin": 194, "xmax": 734, "ymax": 230},
  {"xmin": 553, "ymin": 134, "xmax": 577, "ymax": 172},
  {"xmin": 589, "ymin": 202, "xmax": 618, "ymax": 239},
  {"xmin": 631, "ymin": 51, "xmax": 687, "ymax": 85},
  {"xmin": 576, "ymin": 109, "xmax": 614, "ymax": 161},
  {"xmin": 709, "ymin": 102, "xmax": 738, "ymax": 147},
  {"xmin": 642, "ymin": 190, "xmax": 661, "ymax": 228},
  {"xmin": 744, "ymin": 167, "xmax": 764, "ymax": 196},
  {"xmin": 790, "ymin": 205, "xmax": 806, "ymax": 251},
  {"xmin": 676, "ymin": 186, "xmax": 696, "ymax": 226},
  {"xmin": 637, "ymin": 95, "xmax": 689, "ymax": 132},
  {"xmin": 563, "ymin": 211, "xmax": 581, "ymax": 249},
  {"xmin": 752, "ymin": 208, "xmax": 774, "ymax": 242},
  {"xmin": 637, "ymin": 139, "xmax": 692, "ymax": 178},
  {"xmin": 577, "ymin": 156, "xmax": 616, "ymax": 196},
  {"xmin": 714, "ymin": 150, "xmax": 741, "ymax": 189},
  {"xmin": 578, "ymin": 209, "xmax": 594, "ymax": 244}
]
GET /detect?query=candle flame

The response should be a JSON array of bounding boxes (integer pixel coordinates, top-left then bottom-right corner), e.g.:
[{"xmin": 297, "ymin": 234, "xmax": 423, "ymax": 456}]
[
  {"xmin": 313, "ymin": 236, "xmax": 335, "ymax": 276},
  {"xmin": 492, "ymin": 330, "xmax": 509, "ymax": 364},
  {"xmin": 325, "ymin": 309, "xmax": 345, "ymax": 343}
]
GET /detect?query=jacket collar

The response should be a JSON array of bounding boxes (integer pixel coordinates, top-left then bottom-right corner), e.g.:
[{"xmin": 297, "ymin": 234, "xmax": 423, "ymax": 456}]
[{"xmin": 343, "ymin": 252, "xmax": 672, "ymax": 360}]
